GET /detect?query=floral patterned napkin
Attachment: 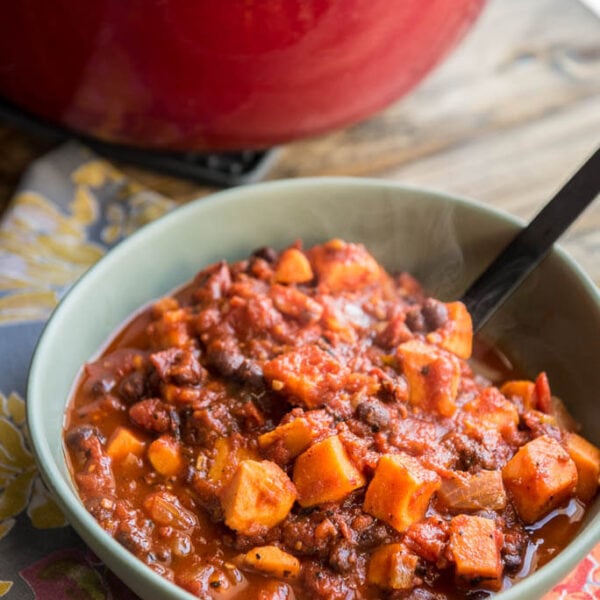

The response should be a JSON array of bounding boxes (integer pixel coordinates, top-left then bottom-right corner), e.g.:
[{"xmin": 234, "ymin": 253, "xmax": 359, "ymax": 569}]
[
  {"xmin": 0, "ymin": 142, "xmax": 173, "ymax": 598},
  {"xmin": 0, "ymin": 143, "xmax": 597, "ymax": 599}
]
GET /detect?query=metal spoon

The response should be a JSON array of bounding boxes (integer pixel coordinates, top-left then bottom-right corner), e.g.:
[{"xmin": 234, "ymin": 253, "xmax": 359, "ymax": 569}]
[{"xmin": 461, "ymin": 146, "xmax": 600, "ymax": 332}]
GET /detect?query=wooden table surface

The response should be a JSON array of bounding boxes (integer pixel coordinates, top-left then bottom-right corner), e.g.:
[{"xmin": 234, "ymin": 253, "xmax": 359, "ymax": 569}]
[{"xmin": 0, "ymin": 0, "xmax": 598, "ymax": 284}]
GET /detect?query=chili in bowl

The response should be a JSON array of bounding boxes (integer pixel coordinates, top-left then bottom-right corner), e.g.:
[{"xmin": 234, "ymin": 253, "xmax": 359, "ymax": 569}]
[{"xmin": 27, "ymin": 178, "xmax": 600, "ymax": 600}]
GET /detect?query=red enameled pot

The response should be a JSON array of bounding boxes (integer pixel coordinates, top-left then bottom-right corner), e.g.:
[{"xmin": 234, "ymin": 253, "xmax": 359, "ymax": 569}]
[{"xmin": 0, "ymin": 0, "xmax": 485, "ymax": 151}]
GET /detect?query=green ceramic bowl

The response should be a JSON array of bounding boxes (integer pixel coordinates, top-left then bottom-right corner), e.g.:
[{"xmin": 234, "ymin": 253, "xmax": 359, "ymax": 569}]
[{"xmin": 28, "ymin": 178, "xmax": 600, "ymax": 599}]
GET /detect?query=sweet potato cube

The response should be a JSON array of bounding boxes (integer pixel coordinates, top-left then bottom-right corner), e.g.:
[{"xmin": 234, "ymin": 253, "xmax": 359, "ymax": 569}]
[
  {"xmin": 293, "ymin": 435, "xmax": 365, "ymax": 507},
  {"xmin": 147, "ymin": 307, "xmax": 191, "ymax": 349},
  {"xmin": 106, "ymin": 426, "xmax": 147, "ymax": 462},
  {"xmin": 263, "ymin": 344, "xmax": 346, "ymax": 408},
  {"xmin": 367, "ymin": 543, "xmax": 419, "ymax": 590},
  {"xmin": 208, "ymin": 436, "xmax": 259, "ymax": 486},
  {"xmin": 147, "ymin": 435, "xmax": 184, "ymax": 477},
  {"xmin": 258, "ymin": 418, "xmax": 317, "ymax": 459},
  {"xmin": 426, "ymin": 301, "xmax": 473, "ymax": 359},
  {"xmin": 308, "ymin": 239, "xmax": 385, "ymax": 293},
  {"xmin": 500, "ymin": 374, "xmax": 553, "ymax": 413},
  {"xmin": 500, "ymin": 380, "xmax": 536, "ymax": 410},
  {"xmin": 565, "ymin": 432, "xmax": 600, "ymax": 502},
  {"xmin": 449, "ymin": 515, "xmax": 503, "ymax": 591},
  {"xmin": 439, "ymin": 470, "xmax": 507, "ymax": 512},
  {"xmin": 502, "ymin": 435, "xmax": 578, "ymax": 523},
  {"xmin": 396, "ymin": 340, "xmax": 460, "ymax": 417},
  {"xmin": 274, "ymin": 248, "xmax": 314, "ymax": 284},
  {"xmin": 364, "ymin": 453, "xmax": 441, "ymax": 532},
  {"xmin": 236, "ymin": 545, "xmax": 300, "ymax": 579},
  {"xmin": 462, "ymin": 388, "xmax": 519, "ymax": 438},
  {"xmin": 221, "ymin": 460, "xmax": 297, "ymax": 535}
]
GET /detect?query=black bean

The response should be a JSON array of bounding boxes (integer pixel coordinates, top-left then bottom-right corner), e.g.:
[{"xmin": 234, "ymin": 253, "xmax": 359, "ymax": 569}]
[
  {"xmin": 65, "ymin": 425, "xmax": 105, "ymax": 452},
  {"xmin": 237, "ymin": 360, "xmax": 264, "ymax": 388},
  {"xmin": 251, "ymin": 246, "xmax": 278, "ymax": 263},
  {"xmin": 405, "ymin": 307, "xmax": 426, "ymax": 333},
  {"xmin": 355, "ymin": 400, "xmax": 390, "ymax": 432},
  {"xmin": 129, "ymin": 398, "xmax": 171, "ymax": 433},
  {"xmin": 422, "ymin": 298, "xmax": 448, "ymax": 331},
  {"xmin": 119, "ymin": 371, "xmax": 147, "ymax": 403},
  {"xmin": 206, "ymin": 347, "xmax": 244, "ymax": 378}
]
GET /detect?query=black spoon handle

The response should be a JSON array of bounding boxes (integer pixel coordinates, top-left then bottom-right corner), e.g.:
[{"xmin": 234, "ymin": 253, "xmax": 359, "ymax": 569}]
[{"xmin": 462, "ymin": 146, "xmax": 600, "ymax": 333}]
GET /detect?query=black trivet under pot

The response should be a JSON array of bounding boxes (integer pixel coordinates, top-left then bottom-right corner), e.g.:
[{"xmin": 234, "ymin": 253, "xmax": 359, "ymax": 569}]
[{"xmin": 0, "ymin": 96, "xmax": 278, "ymax": 187}]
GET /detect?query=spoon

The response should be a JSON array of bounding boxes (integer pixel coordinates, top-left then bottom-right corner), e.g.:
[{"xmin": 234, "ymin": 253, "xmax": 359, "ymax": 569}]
[{"xmin": 461, "ymin": 146, "xmax": 600, "ymax": 332}]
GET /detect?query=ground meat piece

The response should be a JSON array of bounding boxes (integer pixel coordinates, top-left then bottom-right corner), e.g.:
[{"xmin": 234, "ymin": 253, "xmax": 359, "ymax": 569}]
[
  {"xmin": 192, "ymin": 261, "xmax": 232, "ymax": 302},
  {"xmin": 83, "ymin": 496, "xmax": 117, "ymax": 529},
  {"xmin": 355, "ymin": 399, "xmax": 390, "ymax": 432},
  {"xmin": 82, "ymin": 348, "xmax": 145, "ymax": 397},
  {"xmin": 404, "ymin": 517, "xmax": 450, "ymax": 566},
  {"xmin": 118, "ymin": 370, "xmax": 148, "ymax": 403},
  {"xmin": 388, "ymin": 589, "xmax": 447, "ymax": 600},
  {"xmin": 521, "ymin": 410, "xmax": 561, "ymax": 441},
  {"xmin": 388, "ymin": 418, "xmax": 445, "ymax": 457},
  {"xmin": 113, "ymin": 503, "xmax": 155, "ymax": 557},
  {"xmin": 375, "ymin": 304, "xmax": 414, "ymax": 348},
  {"xmin": 66, "ymin": 425, "xmax": 115, "ymax": 497},
  {"xmin": 328, "ymin": 540, "xmax": 358, "ymax": 573},
  {"xmin": 180, "ymin": 401, "xmax": 234, "ymax": 446},
  {"xmin": 129, "ymin": 398, "xmax": 172, "ymax": 434},
  {"xmin": 502, "ymin": 529, "xmax": 527, "ymax": 574},
  {"xmin": 357, "ymin": 521, "xmax": 396, "ymax": 550},
  {"xmin": 150, "ymin": 347, "xmax": 205, "ymax": 385},
  {"xmin": 205, "ymin": 341, "xmax": 264, "ymax": 388},
  {"xmin": 249, "ymin": 257, "xmax": 275, "ymax": 281},
  {"xmin": 281, "ymin": 513, "xmax": 339, "ymax": 558},
  {"xmin": 337, "ymin": 427, "xmax": 379, "ymax": 473},
  {"xmin": 441, "ymin": 432, "xmax": 503, "ymax": 471},
  {"xmin": 281, "ymin": 501, "xmax": 382, "ymax": 560},
  {"xmin": 300, "ymin": 561, "xmax": 355, "ymax": 600},
  {"xmin": 65, "ymin": 425, "xmax": 106, "ymax": 458},
  {"xmin": 232, "ymin": 400, "xmax": 265, "ymax": 430},
  {"xmin": 75, "ymin": 455, "xmax": 115, "ymax": 498}
]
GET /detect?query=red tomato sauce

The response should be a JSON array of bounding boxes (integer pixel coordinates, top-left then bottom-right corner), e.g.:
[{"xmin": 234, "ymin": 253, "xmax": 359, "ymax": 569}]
[{"xmin": 64, "ymin": 240, "xmax": 598, "ymax": 599}]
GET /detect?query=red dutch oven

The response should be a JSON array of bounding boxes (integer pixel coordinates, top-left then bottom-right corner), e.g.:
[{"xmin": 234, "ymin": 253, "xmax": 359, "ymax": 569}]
[{"xmin": 0, "ymin": 0, "xmax": 484, "ymax": 151}]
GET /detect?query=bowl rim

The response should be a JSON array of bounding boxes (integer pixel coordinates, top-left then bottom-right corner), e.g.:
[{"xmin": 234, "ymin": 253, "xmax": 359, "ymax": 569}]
[{"xmin": 27, "ymin": 176, "xmax": 600, "ymax": 600}]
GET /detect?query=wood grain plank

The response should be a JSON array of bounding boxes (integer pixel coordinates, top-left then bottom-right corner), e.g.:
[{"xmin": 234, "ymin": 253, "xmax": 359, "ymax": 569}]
[{"xmin": 269, "ymin": 0, "xmax": 600, "ymax": 179}]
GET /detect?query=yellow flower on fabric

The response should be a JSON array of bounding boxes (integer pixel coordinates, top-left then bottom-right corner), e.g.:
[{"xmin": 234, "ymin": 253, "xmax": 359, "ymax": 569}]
[
  {"xmin": 0, "ymin": 190, "xmax": 104, "ymax": 324},
  {"xmin": 71, "ymin": 158, "xmax": 173, "ymax": 243},
  {"xmin": 0, "ymin": 392, "xmax": 67, "ymax": 540},
  {"xmin": 0, "ymin": 158, "xmax": 175, "ymax": 324},
  {"xmin": 101, "ymin": 190, "xmax": 174, "ymax": 244},
  {"xmin": 71, "ymin": 159, "xmax": 124, "ymax": 188},
  {"xmin": 0, "ymin": 581, "xmax": 12, "ymax": 596}
]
